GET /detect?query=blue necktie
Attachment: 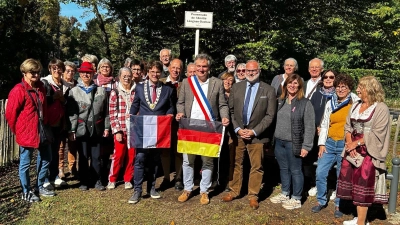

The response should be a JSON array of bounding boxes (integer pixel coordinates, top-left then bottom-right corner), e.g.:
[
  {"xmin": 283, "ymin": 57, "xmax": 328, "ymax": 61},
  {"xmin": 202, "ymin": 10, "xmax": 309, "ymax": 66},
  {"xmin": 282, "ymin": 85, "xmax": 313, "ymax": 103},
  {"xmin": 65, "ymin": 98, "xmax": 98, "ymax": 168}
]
[{"xmin": 243, "ymin": 84, "xmax": 253, "ymax": 126}]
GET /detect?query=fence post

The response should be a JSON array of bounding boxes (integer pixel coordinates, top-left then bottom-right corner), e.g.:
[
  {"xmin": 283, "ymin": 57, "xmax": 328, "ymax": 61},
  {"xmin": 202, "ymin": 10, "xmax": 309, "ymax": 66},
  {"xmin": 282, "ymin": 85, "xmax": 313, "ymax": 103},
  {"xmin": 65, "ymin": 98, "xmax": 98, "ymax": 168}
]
[{"xmin": 388, "ymin": 157, "xmax": 400, "ymax": 214}]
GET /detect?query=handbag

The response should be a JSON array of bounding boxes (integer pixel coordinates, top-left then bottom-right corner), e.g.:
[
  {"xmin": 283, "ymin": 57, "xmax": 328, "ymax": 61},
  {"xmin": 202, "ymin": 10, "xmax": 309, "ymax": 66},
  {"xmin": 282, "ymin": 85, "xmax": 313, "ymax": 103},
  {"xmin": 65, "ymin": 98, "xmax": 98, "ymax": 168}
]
[
  {"xmin": 21, "ymin": 82, "xmax": 54, "ymax": 144},
  {"xmin": 346, "ymin": 153, "xmax": 365, "ymax": 168}
]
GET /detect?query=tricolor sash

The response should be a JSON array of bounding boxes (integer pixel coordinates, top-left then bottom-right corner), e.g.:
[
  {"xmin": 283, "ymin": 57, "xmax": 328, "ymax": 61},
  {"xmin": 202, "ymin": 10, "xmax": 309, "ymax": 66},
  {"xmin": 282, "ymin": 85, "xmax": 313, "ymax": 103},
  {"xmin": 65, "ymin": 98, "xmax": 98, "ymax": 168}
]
[{"xmin": 187, "ymin": 76, "xmax": 215, "ymax": 121}]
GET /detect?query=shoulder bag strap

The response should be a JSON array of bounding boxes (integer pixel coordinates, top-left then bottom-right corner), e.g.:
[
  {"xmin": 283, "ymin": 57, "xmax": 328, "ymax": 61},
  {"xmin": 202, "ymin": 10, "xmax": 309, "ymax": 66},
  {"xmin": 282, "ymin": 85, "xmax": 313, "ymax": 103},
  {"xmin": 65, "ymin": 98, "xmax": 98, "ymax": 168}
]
[
  {"xmin": 20, "ymin": 82, "xmax": 43, "ymax": 120},
  {"xmin": 306, "ymin": 82, "xmax": 319, "ymax": 99}
]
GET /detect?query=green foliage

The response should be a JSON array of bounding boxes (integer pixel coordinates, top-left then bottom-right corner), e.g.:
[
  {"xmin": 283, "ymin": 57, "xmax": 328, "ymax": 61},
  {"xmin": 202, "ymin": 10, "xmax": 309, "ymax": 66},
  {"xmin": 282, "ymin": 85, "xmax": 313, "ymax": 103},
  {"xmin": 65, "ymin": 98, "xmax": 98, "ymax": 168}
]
[{"xmin": 338, "ymin": 69, "xmax": 400, "ymax": 99}]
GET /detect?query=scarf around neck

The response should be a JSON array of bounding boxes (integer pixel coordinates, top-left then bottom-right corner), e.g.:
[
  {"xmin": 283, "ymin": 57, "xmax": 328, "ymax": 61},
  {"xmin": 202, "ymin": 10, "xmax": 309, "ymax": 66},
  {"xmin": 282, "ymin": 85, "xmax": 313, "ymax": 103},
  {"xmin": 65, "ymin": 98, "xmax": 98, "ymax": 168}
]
[
  {"xmin": 330, "ymin": 92, "xmax": 351, "ymax": 113},
  {"xmin": 77, "ymin": 81, "xmax": 97, "ymax": 94},
  {"xmin": 97, "ymin": 74, "xmax": 114, "ymax": 86},
  {"xmin": 320, "ymin": 86, "xmax": 335, "ymax": 97}
]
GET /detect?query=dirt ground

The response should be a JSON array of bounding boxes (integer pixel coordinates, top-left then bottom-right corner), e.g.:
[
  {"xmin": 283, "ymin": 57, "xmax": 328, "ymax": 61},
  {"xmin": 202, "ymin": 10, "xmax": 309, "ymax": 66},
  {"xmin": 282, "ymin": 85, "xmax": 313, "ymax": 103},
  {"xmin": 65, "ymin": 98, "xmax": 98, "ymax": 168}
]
[{"xmin": 0, "ymin": 156, "xmax": 399, "ymax": 225}]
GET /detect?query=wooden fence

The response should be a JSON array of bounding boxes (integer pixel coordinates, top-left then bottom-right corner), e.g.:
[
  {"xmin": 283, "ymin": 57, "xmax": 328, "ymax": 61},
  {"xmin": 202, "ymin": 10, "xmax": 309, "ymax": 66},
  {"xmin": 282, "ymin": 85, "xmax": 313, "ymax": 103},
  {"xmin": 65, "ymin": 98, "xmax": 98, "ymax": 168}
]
[{"xmin": 0, "ymin": 99, "xmax": 19, "ymax": 166}]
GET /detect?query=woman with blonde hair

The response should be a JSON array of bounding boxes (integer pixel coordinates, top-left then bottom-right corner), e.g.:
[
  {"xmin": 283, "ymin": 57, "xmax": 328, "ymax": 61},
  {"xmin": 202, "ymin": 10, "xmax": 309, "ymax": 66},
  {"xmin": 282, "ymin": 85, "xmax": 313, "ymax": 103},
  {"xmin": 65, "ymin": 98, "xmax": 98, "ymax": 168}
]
[{"xmin": 338, "ymin": 76, "xmax": 390, "ymax": 225}]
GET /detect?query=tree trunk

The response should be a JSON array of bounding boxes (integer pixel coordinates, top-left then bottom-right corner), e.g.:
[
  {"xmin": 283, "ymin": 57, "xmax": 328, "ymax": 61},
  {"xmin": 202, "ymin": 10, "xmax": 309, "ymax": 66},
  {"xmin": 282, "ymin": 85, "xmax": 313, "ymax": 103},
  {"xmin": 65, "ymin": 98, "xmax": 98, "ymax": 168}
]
[{"xmin": 92, "ymin": 1, "xmax": 111, "ymax": 59}]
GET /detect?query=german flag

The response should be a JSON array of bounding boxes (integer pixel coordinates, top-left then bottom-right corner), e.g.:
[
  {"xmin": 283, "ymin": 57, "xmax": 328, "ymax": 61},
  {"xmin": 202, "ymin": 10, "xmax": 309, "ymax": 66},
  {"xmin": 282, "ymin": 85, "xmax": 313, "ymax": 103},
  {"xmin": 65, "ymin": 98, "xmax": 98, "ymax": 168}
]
[{"xmin": 177, "ymin": 118, "xmax": 224, "ymax": 157}]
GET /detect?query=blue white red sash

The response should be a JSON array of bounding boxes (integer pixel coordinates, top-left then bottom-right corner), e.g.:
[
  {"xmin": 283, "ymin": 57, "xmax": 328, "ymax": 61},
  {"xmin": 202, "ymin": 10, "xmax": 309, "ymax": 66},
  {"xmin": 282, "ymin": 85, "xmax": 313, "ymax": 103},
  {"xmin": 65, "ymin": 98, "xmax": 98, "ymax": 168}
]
[{"xmin": 187, "ymin": 76, "xmax": 215, "ymax": 121}]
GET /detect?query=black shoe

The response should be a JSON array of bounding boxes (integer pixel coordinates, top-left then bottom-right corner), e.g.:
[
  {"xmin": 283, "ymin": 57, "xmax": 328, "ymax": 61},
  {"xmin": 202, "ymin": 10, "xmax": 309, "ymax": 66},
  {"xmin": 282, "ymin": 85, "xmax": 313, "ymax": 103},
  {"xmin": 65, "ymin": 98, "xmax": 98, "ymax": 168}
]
[
  {"xmin": 79, "ymin": 184, "xmax": 88, "ymax": 191},
  {"xmin": 39, "ymin": 187, "xmax": 55, "ymax": 197},
  {"xmin": 311, "ymin": 204, "xmax": 325, "ymax": 213},
  {"xmin": 334, "ymin": 209, "xmax": 343, "ymax": 218},
  {"xmin": 174, "ymin": 181, "xmax": 183, "ymax": 191},
  {"xmin": 159, "ymin": 179, "xmax": 171, "ymax": 190},
  {"xmin": 95, "ymin": 180, "xmax": 105, "ymax": 191}
]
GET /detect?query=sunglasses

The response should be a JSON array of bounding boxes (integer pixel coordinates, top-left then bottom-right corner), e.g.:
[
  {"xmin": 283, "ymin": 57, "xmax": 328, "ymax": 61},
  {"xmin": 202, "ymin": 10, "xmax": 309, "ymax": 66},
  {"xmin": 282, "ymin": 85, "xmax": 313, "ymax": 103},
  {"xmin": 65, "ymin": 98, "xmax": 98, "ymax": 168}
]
[
  {"xmin": 236, "ymin": 69, "xmax": 245, "ymax": 73},
  {"xmin": 323, "ymin": 75, "xmax": 335, "ymax": 80}
]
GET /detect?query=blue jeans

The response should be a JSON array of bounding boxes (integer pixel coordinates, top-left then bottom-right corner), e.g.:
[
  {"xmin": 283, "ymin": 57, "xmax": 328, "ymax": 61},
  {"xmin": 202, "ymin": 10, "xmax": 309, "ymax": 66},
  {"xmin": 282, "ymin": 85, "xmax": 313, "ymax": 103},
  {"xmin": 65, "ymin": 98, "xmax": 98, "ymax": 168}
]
[
  {"xmin": 19, "ymin": 144, "xmax": 52, "ymax": 193},
  {"xmin": 316, "ymin": 138, "xmax": 343, "ymax": 207},
  {"xmin": 182, "ymin": 153, "xmax": 213, "ymax": 193},
  {"xmin": 133, "ymin": 148, "xmax": 160, "ymax": 194},
  {"xmin": 274, "ymin": 138, "xmax": 303, "ymax": 200}
]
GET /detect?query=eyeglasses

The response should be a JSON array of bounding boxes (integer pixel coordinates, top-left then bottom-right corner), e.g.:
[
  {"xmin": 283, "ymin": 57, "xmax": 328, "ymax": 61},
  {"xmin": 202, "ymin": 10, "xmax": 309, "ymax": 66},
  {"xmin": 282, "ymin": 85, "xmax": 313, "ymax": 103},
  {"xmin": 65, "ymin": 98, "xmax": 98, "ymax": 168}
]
[
  {"xmin": 101, "ymin": 66, "xmax": 110, "ymax": 69},
  {"xmin": 236, "ymin": 69, "xmax": 245, "ymax": 73},
  {"xmin": 122, "ymin": 75, "xmax": 132, "ymax": 79},
  {"xmin": 309, "ymin": 66, "xmax": 321, "ymax": 69},
  {"xmin": 246, "ymin": 69, "xmax": 259, "ymax": 73},
  {"xmin": 131, "ymin": 68, "xmax": 140, "ymax": 71},
  {"xmin": 149, "ymin": 71, "xmax": 161, "ymax": 75},
  {"xmin": 336, "ymin": 85, "xmax": 348, "ymax": 90},
  {"xmin": 65, "ymin": 70, "xmax": 74, "ymax": 74},
  {"xmin": 323, "ymin": 76, "xmax": 335, "ymax": 80},
  {"xmin": 52, "ymin": 67, "xmax": 62, "ymax": 71},
  {"xmin": 29, "ymin": 71, "xmax": 40, "ymax": 75}
]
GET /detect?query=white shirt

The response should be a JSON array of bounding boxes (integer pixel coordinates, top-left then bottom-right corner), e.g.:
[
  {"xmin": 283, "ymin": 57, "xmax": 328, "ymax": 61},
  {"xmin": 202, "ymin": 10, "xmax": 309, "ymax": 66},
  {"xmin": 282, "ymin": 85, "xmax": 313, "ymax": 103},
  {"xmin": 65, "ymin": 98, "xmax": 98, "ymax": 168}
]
[
  {"xmin": 190, "ymin": 78, "xmax": 209, "ymax": 120},
  {"xmin": 166, "ymin": 76, "xmax": 179, "ymax": 84},
  {"xmin": 305, "ymin": 77, "xmax": 321, "ymax": 99}
]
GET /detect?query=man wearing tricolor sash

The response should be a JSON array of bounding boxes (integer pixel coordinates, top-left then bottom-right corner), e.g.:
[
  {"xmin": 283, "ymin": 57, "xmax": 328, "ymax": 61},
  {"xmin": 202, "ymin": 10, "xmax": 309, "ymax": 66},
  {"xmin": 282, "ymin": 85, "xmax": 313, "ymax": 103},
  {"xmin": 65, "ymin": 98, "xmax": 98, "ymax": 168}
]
[
  {"xmin": 221, "ymin": 60, "xmax": 277, "ymax": 209},
  {"xmin": 127, "ymin": 61, "xmax": 176, "ymax": 204},
  {"xmin": 176, "ymin": 54, "xmax": 230, "ymax": 205}
]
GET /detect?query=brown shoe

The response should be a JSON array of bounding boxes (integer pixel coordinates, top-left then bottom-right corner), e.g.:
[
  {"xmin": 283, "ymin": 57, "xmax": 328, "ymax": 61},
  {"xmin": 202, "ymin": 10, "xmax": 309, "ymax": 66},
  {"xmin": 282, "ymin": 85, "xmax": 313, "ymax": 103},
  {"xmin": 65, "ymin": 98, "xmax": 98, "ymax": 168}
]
[
  {"xmin": 178, "ymin": 190, "xmax": 191, "ymax": 202},
  {"xmin": 221, "ymin": 192, "xmax": 235, "ymax": 202},
  {"xmin": 200, "ymin": 193, "xmax": 210, "ymax": 205},
  {"xmin": 249, "ymin": 198, "xmax": 259, "ymax": 210}
]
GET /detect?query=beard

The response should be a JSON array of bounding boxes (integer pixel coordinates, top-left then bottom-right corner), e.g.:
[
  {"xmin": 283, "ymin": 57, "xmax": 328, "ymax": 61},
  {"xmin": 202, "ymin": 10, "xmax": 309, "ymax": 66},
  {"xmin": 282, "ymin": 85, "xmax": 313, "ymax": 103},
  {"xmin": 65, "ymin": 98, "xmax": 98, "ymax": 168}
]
[
  {"xmin": 228, "ymin": 67, "xmax": 235, "ymax": 72},
  {"xmin": 246, "ymin": 73, "xmax": 260, "ymax": 84}
]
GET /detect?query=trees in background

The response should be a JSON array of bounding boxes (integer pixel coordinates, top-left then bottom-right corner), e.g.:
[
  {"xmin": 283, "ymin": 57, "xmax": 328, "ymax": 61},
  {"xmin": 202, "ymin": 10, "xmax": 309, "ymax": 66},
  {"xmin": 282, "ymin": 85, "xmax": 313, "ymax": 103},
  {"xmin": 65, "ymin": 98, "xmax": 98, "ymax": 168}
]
[{"xmin": 1, "ymin": 0, "xmax": 400, "ymax": 97}]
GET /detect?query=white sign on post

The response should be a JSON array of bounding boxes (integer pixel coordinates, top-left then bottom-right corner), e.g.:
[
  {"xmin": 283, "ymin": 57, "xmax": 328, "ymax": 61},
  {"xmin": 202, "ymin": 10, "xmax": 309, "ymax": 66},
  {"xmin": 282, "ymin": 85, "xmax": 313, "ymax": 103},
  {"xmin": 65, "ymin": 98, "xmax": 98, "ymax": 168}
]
[
  {"xmin": 184, "ymin": 11, "xmax": 213, "ymax": 56},
  {"xmin": 184, "ymin": 11, "xmax": 213, "ymax": 29}
]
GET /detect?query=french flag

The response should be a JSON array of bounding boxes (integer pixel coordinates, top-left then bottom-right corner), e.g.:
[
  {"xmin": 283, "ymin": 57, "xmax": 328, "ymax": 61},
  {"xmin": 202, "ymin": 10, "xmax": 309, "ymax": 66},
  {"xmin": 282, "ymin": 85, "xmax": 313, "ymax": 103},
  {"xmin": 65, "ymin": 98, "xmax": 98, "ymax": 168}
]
[{"xmin": 129, "ymin": 115, "xmax": 172, "ymax": 149}]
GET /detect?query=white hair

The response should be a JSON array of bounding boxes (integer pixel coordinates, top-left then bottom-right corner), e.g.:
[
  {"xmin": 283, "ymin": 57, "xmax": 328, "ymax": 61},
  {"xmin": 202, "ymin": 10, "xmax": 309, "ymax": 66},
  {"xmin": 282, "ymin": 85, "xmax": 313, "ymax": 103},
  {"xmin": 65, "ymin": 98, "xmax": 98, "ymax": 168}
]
[
  {"xmin": 224, "ymin": 54, "xmax": 237, "ymax": 63},
  {"xmin": 160, "ymin": 49, "xmax": 171, "ymax": 57},
  {"xmin": 309, "ymin": 58, "xmax": 324, "ymax": 69},
  {"xmin": 284, "ymin": 58, "xmax": 298, "ymax": 71}
]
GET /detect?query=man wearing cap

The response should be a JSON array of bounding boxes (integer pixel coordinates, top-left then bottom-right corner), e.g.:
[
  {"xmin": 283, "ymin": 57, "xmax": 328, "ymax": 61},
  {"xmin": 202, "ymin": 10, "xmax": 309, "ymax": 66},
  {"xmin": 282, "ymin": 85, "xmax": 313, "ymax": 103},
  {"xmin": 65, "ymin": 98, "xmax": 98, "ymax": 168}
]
[{"xmin": 218, "ymin": 54, "xmax": 237, "ymax": 78}]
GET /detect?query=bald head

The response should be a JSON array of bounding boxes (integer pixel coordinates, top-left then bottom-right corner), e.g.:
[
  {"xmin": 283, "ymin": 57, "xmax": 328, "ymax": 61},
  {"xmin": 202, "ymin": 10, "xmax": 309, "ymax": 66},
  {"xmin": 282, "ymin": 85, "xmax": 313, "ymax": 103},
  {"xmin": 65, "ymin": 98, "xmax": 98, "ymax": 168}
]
[{"xmin": 168, "ymin": 58, "xmax": 183, "ymax": 81}]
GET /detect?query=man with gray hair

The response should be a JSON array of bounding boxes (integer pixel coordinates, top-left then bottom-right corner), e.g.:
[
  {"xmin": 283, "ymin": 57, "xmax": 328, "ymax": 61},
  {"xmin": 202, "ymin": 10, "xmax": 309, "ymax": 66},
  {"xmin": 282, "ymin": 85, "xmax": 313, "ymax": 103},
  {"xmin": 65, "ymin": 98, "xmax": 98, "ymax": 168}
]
[
  {"xmin": 218, "ymin": 54, "xmax": 237, "ymax": 78},
  {"xmin": 304, "ymin": 58, "xmax": 324, "ymax": 99},
  {"xmin": 160, "ymin": 48, "xmax": 172, "ymax": 78}
]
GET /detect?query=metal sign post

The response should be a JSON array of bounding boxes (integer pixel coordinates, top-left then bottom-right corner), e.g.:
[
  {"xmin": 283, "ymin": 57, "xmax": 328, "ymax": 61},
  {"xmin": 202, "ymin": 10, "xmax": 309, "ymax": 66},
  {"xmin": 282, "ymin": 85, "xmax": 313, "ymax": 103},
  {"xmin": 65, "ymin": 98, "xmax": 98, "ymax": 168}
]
[{"xmin": 184, "ymin": 11, "xmax": 213, "ymax": 57}]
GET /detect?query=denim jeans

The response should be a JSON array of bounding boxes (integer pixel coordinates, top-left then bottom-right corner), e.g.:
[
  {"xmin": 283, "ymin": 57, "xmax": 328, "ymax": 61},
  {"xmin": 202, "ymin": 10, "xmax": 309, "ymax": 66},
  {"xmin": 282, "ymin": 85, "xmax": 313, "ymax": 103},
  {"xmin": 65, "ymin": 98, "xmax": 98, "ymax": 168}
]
[
  {"xmin": 274, "ymin": 138, "xmax": 303, "ymax": 200},
  {"xmin": 182, "ymin": 153, "xmax": 213, "ymax": 193},
  {"xmin": 19, "ymin": 144, "xmax": 52, "ymax": 193},
  {"xmin": 133, "ymin": 148, "xmax": 160, "ymax": 194},
  {"xmin": 316, "ymin": 138, "xmax": 343, "ymax": 207}
]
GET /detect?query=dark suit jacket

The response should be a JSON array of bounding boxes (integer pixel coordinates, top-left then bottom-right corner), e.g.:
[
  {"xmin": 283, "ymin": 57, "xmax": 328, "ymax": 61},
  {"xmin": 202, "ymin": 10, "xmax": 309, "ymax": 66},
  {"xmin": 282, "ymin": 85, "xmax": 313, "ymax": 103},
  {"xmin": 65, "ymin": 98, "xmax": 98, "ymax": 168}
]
[
  {"xmin": 130, "ymin": 81, "xmax": 176, "ymax": 116},
  {"xmin": 159, "ymin": 77, "xmax": 183, "ymax": 97},
  {"xmin": 229, "ymin": 80, "xmax": 277, "ymax": 143},
  {"xmin": 177, "ymin": 76, "xmax": 229, "ymax": 120}
]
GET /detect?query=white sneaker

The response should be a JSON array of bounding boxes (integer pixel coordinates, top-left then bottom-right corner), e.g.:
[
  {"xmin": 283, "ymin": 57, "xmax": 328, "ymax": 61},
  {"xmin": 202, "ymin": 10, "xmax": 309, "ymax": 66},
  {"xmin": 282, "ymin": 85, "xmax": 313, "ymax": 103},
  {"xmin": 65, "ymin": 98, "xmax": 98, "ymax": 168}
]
[
  {"xmin": 330, "ymin": 190, "xmax": 336, "ymax": 200},
  {"xmin": 308, "ymin": 187, "xmax": 317, "ymax": 196},
  {"xmin": 270, "ymin": 193, "xmax": 290, "ymax": 204},
  {"xmin": 43, "ymin": 182, "xmax": 54, "ymax": 191},
  {"xmin": 124, "ymin": 182, "xmax": 133, "ymax": 189},
  {"xmin": 54, "ymin": 178, "xmax": 67, "ymax": 187},
  {"xmin": 282, "ymin": 198, "xmax": 301, "ymax": 210},
  {"xmin": 343, "ymin": 217, "xmax": 369, "ymax": 225},
  {"xmin": 107, "ymin": 182, "xmax": 116, "ymax": 190}
]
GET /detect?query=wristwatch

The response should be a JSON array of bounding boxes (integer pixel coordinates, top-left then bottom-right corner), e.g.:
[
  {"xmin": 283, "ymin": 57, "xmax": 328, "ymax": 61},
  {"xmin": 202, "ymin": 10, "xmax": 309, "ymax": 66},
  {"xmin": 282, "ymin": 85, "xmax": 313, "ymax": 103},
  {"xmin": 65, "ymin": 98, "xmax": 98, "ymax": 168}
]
[{"xmin": 357, "ymin": 141, "xmax": 361, "ymax": 146}]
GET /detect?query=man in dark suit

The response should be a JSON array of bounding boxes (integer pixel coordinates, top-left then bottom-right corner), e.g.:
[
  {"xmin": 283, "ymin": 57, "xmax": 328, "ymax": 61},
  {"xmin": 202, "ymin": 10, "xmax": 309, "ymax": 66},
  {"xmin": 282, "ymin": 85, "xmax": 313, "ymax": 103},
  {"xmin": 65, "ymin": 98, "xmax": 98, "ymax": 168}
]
[
  {"xmin": 176, "ymin": 54, "xmax": 230, "ymax": 205},
  {"xmin": 222, "ymin": 60, "xmax": 277, "ymax": 209},
  {"xmin": 159, "ymin": 58, "xmax": 184, "ymax": 191},
  {"xmin": 128, "ymin": 61, "xmax": 176, "ymax": 204}
]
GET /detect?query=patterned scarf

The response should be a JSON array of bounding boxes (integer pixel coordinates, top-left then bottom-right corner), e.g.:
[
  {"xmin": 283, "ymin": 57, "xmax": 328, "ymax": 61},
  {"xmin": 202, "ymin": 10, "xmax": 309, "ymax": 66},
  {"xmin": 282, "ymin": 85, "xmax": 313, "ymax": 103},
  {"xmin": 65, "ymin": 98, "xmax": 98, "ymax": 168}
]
[
  {"xmin": 319, "ymin": 86, "xmax": 335, "ymax": 97},
  {"xmin": 96, "ymin": 74, "xmax": 114, "ymax": 86},
  {"xmin": 330, "ymin": 92, "xmax": 351, "ymax": 113},
  {"xmin": 77, "ymin": 81, "xmax": 97, "ymax": 94}
]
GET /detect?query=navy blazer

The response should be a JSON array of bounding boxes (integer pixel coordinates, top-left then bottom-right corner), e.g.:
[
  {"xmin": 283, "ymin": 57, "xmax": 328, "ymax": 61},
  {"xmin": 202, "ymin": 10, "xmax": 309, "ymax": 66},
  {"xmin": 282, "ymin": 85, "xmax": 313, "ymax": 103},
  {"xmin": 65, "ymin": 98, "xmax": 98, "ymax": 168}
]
[{"xmin": 130, "ymin": 82, "xmax": 176, "ymax": 116}]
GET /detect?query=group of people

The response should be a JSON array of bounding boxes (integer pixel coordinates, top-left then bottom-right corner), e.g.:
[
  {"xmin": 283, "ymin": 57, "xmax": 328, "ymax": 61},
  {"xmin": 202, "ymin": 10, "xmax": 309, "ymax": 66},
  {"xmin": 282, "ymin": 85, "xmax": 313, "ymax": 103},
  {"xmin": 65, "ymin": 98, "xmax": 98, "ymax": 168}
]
[{"xmin": 5, "ymin": 50, "xmax": 391, "ymax": 225}]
